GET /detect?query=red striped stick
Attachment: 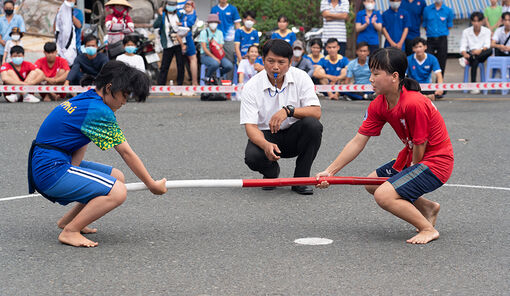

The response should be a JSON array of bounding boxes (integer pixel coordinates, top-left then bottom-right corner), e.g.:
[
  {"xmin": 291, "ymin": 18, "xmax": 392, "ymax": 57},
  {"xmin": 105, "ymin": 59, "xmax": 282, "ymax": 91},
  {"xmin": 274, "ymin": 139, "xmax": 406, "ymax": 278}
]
[{"xmin": 242, "ymin": 176, "xmax": 388, "ymax": 187}]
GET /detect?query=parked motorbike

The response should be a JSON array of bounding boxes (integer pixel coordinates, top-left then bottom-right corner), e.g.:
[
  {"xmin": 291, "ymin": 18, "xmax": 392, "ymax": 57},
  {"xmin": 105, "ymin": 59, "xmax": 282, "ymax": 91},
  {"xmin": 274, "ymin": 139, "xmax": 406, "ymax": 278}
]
[{"xmin": 133, "ymin": 31, "xmax": 160, "ymax": 84}]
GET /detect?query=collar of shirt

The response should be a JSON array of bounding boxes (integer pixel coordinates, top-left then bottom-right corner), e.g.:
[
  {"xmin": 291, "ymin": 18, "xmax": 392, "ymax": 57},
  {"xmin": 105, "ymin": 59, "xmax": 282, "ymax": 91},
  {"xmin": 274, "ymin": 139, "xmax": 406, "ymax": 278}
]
[{"xmin": 260, "ymin": 68, "xmax": 296, "ymax": 91}]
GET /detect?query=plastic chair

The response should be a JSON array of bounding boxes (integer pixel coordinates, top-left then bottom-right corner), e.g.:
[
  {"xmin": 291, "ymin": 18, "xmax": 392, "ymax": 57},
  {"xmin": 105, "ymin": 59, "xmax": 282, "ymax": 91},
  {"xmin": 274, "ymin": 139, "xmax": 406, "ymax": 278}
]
[
  {"xmin": 200, "ymin": 63, "xmax": 221, "ymax": 86},
  {"xmin": 483, "ymin": 56, "xmax": 509, "ymax": 95},
  {"xmin": 463, "ymin": 62, "xmax": 485, "ymax": 93}
]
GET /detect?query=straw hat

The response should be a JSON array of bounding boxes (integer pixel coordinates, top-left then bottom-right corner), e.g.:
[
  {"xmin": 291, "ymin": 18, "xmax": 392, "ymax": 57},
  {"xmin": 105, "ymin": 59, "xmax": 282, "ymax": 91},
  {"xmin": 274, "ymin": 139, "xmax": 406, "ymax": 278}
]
[{"xmin": 105, "ymin": 0, "xmax": 132, "ymax": 8}]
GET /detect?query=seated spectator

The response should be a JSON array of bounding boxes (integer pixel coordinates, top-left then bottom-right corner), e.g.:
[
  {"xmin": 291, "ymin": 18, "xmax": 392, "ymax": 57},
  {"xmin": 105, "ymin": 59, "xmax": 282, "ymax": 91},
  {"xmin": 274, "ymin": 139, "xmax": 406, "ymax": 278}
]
[
  {"xmin": 291, "ymin": 40, "xmax": 314, "ymax": 77},
  {"xmin": 312, "ymin": 38, "xmax": 349, "ymax": 100},
  {"xmin": 234, "ymin": 10, "xmax": 259, "ymax": 63},
  {"xmin": 65, "ymin": 34, "xmax": 109, "ymax": 85},
  {"xmin": 116, "ymin": 35, "xmax": 145, "ymax": 72},
  {"xmin": 199, "ymin": 14, "xmax": 233, "ymax": 79},
  {"xmin": 484, "ymin": 0, "xmax": 502, "ymax": 33},
  {"xmin": 491, "ymin": 12, "xmax": 510, "ymax": 56},
  {"xmin": 271, "ymin": 15, "xmax": 296, "ymax": 45},
  {"xmin": 356, "ymin": 0, "xmax": 382, "ymax": 53},
  {"xmin": 406, "ymin": 37, "xmax": 443, "ymax": 100},
  {"xmin": 104, "ymin": 0, "xmax": 134, "ymax": 45},
  {"xmin": 34, "ymin": 42, "xmax": 70, "ymax": 101},
  {"xmin": 460, "ymin": 12, "xmax": 492, "ymax": 94},
  {"xmin": 0, "ymin": 45, "xmax": 41, "ymax": 103},
  {"xmin": 344, "ymin": 42, "xmax": 374, "ymax": 100},
  {"xmin": 237, "ymin": 45, "xmax": 259, "ymax": 84},
  {"xmin": 504, "ymin": 0, "xmax": 510, "ymax": 13},
  {"xmin": 382, "ymin": 0, "xmax": 410, "ymax": 52},
  {"xmin": 3, "ymin": 27, "xmax": 23, "ymax": 64},
  {"xmin": 305, "ymin": 38, "xmax": 324, "ymax": 66}
]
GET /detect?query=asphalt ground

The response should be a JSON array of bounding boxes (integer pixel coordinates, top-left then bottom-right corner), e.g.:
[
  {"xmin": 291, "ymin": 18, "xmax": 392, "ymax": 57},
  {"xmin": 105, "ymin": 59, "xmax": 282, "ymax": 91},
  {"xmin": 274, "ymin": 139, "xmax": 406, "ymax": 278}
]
[{"xmin": 0, "ymin": 93, "xmax": 509, "ymax": 295}]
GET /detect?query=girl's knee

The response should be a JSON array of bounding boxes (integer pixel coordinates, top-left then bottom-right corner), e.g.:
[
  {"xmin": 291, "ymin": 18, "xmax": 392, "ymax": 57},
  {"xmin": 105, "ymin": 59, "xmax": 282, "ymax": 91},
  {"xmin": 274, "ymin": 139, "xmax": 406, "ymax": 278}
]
[
  {"xmin": 109, "ymin": 181, "xmax": 127, "ymax": 206},
  {"xmin": 111, "ymin": 168, "xmax": 125, "ymax": 183},
  {"xmin": 365, "ymin": 171, "xmax": 379, "ymax": 194}
]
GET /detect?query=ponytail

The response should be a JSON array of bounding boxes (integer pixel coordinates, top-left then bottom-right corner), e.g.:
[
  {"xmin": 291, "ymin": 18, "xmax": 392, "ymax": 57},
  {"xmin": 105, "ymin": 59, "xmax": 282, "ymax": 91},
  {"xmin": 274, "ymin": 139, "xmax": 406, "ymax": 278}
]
[{"xmin": 401, "ymin": 77, "xmax": 421, "ymax": 92}]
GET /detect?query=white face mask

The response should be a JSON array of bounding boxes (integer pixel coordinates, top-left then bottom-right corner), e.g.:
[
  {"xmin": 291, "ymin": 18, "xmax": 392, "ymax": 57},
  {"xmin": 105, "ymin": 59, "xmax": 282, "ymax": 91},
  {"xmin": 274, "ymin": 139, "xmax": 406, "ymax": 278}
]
[
  {"xmin": 64, "ymin": 0, "xmax": 75, "ymax": 8},
  {"xmin": 209, "ymin": 23, "xmax": 218, "ymax": 31},
  {"xmin": 11, "ymin": 34, "xmax": 20, "ymax": 41},
  {"xmin": 293, "ymin": 49, "xmax": 303, "ymax": 57},
  {"xmin": 244, "ymin": 20, "xmax": 254, "ymax": 29},
  {"xmin": 389, "ymin": 2, "xmax": 401, "ymax": 9},
  {"xmin": 364, "ymin": 3, "xmax": 375, "ymax": 10}
]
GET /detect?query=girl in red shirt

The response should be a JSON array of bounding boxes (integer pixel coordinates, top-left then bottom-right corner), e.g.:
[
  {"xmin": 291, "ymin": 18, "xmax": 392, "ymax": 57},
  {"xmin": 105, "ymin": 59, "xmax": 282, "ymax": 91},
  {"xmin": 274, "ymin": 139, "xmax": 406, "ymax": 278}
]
[{"xmin": 317, "ymin": 47, "xmax": 454, "ymax": 244}]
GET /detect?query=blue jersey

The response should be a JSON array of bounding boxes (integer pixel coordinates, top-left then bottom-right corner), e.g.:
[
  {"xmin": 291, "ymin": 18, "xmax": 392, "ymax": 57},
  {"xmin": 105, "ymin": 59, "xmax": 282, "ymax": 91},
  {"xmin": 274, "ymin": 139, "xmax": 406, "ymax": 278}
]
[
  {"xmin": 318, "ymin": 55, "xmax": 349, "ymax": 76},
  {"xmin": 271, "ymin": 30, "xmax": 297, "ymax": 45},
  {"xmin": 406, "ymin": 53, "xmax": 441, "ymax": 83},
  {"xmin": 422, "ymin": 4, "xmax": 453, "ymax": 37},
  {"xmin": 401, "ymin": 0, "xmax": 425, "ymax": 40},
  {"xmin": 211, "ymin": 4, "xmax": 241, "ymax": 42},
  {"xmin": 234, "ymin": 27, "xmax": 259, "ymax": 57},
  {"xmin": 355, "ymin": 9, "xmax": 382, "ymax": 45},
  {"xmin": 382, "ymin": 8, "xmax": 410, "ymax": 50},
  {"xmin": 305, "ymin": 53, "xmax": 324, "ymax": 66},
  {"xmin": 346, "ymin": 58, "xmax": 371, "ymax": 84},
  {"xmin": 180, "ymin": 10, "xmax": 196, "ymax": 38},
  {"xmin": 74, "ymin": 9, "xmax": 84, "ymax": 50},
  {"xmin": 32, "ymin": 90, "xmax": 126, "ymax": 191}
]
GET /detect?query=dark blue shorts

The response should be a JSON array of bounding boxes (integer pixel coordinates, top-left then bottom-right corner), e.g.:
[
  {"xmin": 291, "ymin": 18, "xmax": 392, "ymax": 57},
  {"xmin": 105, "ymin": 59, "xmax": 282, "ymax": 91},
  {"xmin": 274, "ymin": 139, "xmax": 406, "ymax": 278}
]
[
  {"xmin": 376, "ymin": 160, "xmax": 443, "ymax": 203},
  {"xmin": 185, "ymin": 35, "xmax": 196, "ymax": 56}
]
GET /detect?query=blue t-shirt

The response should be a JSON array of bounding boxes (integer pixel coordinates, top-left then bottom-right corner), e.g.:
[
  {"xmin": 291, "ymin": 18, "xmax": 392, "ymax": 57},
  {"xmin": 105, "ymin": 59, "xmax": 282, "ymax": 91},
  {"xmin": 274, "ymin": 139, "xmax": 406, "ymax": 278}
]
[
  {"xmin": 382, "ymin": 8, "xmax": 410, "ymax": 50},
  {"xmin": 234, "ymin": 27, "xmax": 259, "ymax": 57},
  {"xmin": 406, "ymin": 53, "xmax": 441, "ymax": 83},
  {"xmin": 32, "ymin": 90, "xmax": 126, "ymax": 191},
  {"xmin": 74, "ymin": 9, "xmax": 84, "ymax": 51},
  {"xmin": 305, "ymin": 53, "xmax": 324, "ymax": 66},
  {"xmin": 422, "ymin": 4, "xmax": 453, "ymax": 38},
  {"xmin": 355, "ymin": 9, "xmax": 382, "ymax": 45},
  {"xmin": 255, "ymin": 56, "xmax": 264, "ymax": 66},
  {"xmin": 400, "ymin": 0, "xmax": 425, "ymax": 40},
  {"xmin": 346, "ymin": 57, "xmax": 371, "ymax": 84},
  {"xmin": 271, "ymin": 30, "xmax": 297, "ymax": 45},
  {"xmin": 317, "ymin": 55, "xmax": 349, "ymax": 76},
  {"xmin": 179, "ymin": 10, "xmax": 196, "ymax": 38},
  {"xmin": 211, "ymin": 4, "xmax": 241, "ymax": 42}
]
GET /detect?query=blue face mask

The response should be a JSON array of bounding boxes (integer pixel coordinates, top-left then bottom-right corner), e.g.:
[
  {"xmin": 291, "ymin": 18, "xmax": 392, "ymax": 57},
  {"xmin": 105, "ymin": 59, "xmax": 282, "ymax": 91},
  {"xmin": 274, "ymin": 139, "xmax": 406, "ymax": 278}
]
[
  {"xmin": 85, "ymin": 46, "xmax": 97, "ymax": 56},
  {"xmin": 12, "ymin": 57, "xmax": 23, "ymax": 65},
  {"xmin": 125, "ymin": 46, "xmax": 137, "ymax": 54},
  {"xmin": 166, "ymin": 5, "xmax": 177, "ymax": 12}
]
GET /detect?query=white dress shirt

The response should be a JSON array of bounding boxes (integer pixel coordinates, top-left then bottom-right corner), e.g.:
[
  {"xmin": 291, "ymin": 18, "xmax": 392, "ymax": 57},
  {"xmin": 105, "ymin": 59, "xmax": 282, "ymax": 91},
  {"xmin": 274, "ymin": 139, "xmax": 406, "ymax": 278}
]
[
  {"xmin": 240, "ymin": 66, "xmax": 320, "ymax": 131},
  {"xmin": 459, "ymin": 26, "xmax": 491, "ymax": 53}
]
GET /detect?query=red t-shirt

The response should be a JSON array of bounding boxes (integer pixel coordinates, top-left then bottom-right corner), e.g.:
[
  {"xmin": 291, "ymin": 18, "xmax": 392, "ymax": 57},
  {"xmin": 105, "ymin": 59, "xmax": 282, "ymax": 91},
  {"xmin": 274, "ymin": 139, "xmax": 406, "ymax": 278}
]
[
  {"xmin": 35, "ymin": 56, "xmax": 70, "ymax": 78},
  {"xmin": 0, "ymin": 61, "xmax": 36, "ymax": 80},
  {"xmin": 358, "ymin": 87, "xmax": 454, "ymax": 183}
]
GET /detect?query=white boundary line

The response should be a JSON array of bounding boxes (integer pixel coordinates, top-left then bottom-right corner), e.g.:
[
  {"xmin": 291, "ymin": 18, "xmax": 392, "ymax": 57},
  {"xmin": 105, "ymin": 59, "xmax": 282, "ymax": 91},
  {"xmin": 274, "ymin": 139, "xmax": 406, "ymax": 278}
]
[{"xmin": 0, "ymin": 183, "xmax": 508, "ymax": 202}]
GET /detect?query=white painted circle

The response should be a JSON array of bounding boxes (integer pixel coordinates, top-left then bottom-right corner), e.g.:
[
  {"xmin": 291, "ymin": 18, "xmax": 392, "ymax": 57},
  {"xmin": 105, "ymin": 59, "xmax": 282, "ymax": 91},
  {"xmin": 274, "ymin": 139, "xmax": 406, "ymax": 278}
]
[{"xmin": 294, "ymin": 237, "xmax": 333, "ymax": 245}]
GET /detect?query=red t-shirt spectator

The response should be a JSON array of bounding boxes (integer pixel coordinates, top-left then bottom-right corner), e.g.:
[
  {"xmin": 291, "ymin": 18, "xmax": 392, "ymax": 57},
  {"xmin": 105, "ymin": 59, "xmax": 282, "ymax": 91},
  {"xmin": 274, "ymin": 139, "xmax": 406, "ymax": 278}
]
[
  {"xmin": 0, "ymin": 61, "xmax": 36, "ymax": 81},
  {"xmin": 358, "ymin": 87, "xmax": 454, "ymax": 183},
  {"xmin": 35, "ymin": 56, "xmax": 70, "ymax": 78}
]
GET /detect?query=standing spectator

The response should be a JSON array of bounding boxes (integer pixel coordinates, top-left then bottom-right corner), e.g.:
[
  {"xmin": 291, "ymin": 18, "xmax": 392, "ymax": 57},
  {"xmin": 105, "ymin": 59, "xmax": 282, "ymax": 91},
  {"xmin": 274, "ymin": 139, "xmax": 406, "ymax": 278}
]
[
  {"xmin": 503, "ymin": 0, "xmax": 510, "ymax": 13},
  {"xmin": 73, "ymin": 5, "xmax": 84, "ymax": 54},
  {"xmin": 0, "ymin": 46, "xmax": 40, "ymax": 103},
  {"xmin": 104, "ymin": 0, "xmax": 134, "ymax": 45},
  {"xmin": 211, "ymin": 0, "xmax": 241, "ymax": 80},
  {"xmin": 484, "ymin": 0, "xmax": 503, "ymax": 33},
  {"xmin": 345, "ymin": 42, "xmax": 374, "ymax": 100},
  {"xmin": 291, "ymin": 40, "xmax": 314, "ymax": 78},
  {"xmin": 3, "ymin": 27, "xmax": 23, "ymax": 64},
  {"xmin": 116, "ymin": 35, "xmax": 145, "ymax": 72},
  {"xmin": 154, "ymin": 0, "xmax": 186, "ymax": 86},
  {"xmin": 0, "ymin": 0, "xmax": 25, "ymax": 64},
  {"xmin": 65, "ymin": 35, "xmax": 109, "ymax": 86},
  {"xmin": 313, "ymin": 38, "xmax": 349, "ymax": 100},
  {"xmin": 320, "ymin": 0, "xmax": 349, "ymax": 56},
  {"xmin": 460, "ymin": 12, "xmax": 492, "ymax": 93},
  {"xmin": 491, "ymin": 12, "xmax": 510, "ymax": 56},
  {"xmin": 422, "ymin": 0, "xmax": 453, "ymax": 76},
  {"xmin": 234, "ymin": 10, "xmax": 259, "ymax": 62},
  {"xmin": 406, "ymin": 37, "xmax": 443, "ymax": 100},
  {"xmin": 55, "ymin": 0, "xmax": 77, "ymax": 65},
  {"xmin": 237, "ymin": 45, "xmax": 259, "ymax": 84},
  {"xmin": 382, "ymin": 0, "xmax": 410, "ymax": 52},
  {"xmin": 271, "ymin": 15, "xmax": 297, "ymax": 46},
  {"xmin": 179, "ymin": 0, "xmax": 198, "ymax": 86},
  {"xmin": 34, "ymin": 42, "xmax": 70, "ymax": 101},
  {"xmin": 355, "ymin": 0, "xmax": 382, "ymax": 54},
  {"xmin": 199, "ymin": 14, "xmax": 233, "ymax": 79},
  {"xmin": 401, "ymin": 0, "xmax": 426, "ymax": 56}
]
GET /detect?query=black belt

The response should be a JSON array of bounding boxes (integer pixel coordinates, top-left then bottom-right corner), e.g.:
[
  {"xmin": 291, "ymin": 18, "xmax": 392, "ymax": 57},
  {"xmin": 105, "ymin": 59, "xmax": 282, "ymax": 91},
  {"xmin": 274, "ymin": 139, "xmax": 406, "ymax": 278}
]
[{"xmin": 28, "ymin": 140, "xmax": 71, "ymax": 202}]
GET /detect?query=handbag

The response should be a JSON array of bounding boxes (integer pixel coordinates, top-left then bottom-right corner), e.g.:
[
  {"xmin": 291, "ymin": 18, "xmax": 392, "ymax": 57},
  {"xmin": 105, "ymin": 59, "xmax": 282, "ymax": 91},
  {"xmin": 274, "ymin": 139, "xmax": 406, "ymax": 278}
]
[{"xmin": 207, "ymin": 29, "xmax": 225, "ymax": 60}]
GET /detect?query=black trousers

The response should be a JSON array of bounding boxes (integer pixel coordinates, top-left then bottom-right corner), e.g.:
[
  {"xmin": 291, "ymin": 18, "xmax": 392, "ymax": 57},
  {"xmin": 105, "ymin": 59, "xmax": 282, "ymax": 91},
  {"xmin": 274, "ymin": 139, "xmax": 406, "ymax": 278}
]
[
  {"xmin": 467, "ymin": 49, "xmax": 492, "ymax": 82},
  {"xmin": 404, "ymin": 39, "xmax": 414, "ymax": 57},
  {"xmin": 426, "ymin": 36, "xmax": 448, "ymax": 76},
  {"xmin": 244, "ymin": 117, "xmax": 323, "ymax": 178},
  {"xmin": 158, "ymin": 45, "xmax": 184, "ymax": 85}
]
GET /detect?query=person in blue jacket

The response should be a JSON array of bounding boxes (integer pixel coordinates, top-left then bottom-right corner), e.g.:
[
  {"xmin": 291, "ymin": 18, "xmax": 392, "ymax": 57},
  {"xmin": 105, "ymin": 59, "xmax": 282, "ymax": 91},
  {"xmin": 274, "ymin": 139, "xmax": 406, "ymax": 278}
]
[{"xmin": 65, "ymin": 34, "xmax": 108, "ymax": 86}]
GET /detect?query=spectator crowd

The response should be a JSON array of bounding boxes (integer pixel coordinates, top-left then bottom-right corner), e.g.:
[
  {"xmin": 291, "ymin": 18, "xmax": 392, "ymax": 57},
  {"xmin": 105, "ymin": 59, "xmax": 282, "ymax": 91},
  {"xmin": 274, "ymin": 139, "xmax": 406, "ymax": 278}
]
[{"xmin": 2, "ymin": 0, "xmax": 510, "ymax": 103}]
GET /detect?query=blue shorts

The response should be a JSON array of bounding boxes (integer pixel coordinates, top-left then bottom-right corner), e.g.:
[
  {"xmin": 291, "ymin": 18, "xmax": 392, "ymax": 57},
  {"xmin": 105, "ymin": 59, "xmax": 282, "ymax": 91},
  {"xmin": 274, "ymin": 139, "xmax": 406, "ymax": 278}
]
[
  {"xmin": 43, "ymin": 161, "xmax": 116, "ymax": 205},
  {"xmin": 376, "ymin": 160, "xmax": 443, "ymax": 203},
  {"xmin": 185, "ymin": 35, "xmax": 196, "ymax": 56}
]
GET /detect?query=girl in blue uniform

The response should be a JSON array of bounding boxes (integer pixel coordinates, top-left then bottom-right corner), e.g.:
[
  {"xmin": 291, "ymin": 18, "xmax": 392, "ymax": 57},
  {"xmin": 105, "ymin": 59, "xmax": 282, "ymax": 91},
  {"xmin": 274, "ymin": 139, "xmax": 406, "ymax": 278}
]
[{"xmin": 28, "ymin": 61, "xmax": 167, "ymax": 248}]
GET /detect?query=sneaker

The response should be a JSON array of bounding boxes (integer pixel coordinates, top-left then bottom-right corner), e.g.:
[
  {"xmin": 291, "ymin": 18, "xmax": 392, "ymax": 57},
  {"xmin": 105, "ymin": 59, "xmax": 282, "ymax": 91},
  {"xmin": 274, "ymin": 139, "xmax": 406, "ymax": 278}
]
[
  {"xmin": 23, "ymin": 94, "xmax": 40, "ymax": 103},
  {"xmin": 458, "ymin": 57, "xmax": 467, "ymax": 68},
  {"xmin": 470, "ymin": 89, "xmax": 480, "ymax": 95},
  {"xmin": 5, "ymin": 93, "xmax": 19, "ymax": 103}
]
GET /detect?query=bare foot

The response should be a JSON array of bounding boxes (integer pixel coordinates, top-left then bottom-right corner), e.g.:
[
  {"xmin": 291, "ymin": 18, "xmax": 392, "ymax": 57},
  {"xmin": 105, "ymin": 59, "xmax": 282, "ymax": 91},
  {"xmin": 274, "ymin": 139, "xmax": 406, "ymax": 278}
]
[
  {"xmin": 416, "ymin": 202, "xmax": 440, "ymax": 232},
  {"xmin": 58, "ymin": 229, "xmax": 98, "ymax": 247},
  {"xmin": 43, "ymin": 94, "xmax": 51, "ymax": 102},
  {"xmin": 406, "ymin": 228, "xmax": 439, "ymax": 244},
  {"xmin": 58, "ymin": 221, "xmax": 97, "ymax": 234}
]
